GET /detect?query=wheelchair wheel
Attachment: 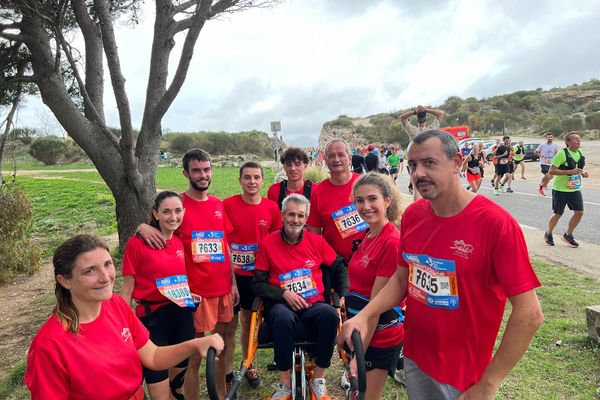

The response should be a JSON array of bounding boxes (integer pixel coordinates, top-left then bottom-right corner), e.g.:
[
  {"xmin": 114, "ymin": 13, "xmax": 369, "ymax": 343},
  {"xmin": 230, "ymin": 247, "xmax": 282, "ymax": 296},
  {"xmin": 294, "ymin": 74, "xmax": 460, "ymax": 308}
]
[{"xmin": 206, "ymin": 347, "xmax": 219, "ymax": 400}]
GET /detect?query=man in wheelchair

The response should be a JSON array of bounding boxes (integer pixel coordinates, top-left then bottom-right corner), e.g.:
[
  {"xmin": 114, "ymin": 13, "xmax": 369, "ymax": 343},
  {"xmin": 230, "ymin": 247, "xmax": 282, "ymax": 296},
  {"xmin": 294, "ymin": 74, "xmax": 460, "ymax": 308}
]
[{"xmin": 252, "ymin": 194, "xmax": 348, "ymax": 400}]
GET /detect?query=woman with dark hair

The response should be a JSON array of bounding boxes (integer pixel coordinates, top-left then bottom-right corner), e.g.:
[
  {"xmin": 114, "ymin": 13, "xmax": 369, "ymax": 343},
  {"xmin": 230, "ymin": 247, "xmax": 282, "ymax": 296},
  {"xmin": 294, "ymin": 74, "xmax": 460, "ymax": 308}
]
[
  {"xmin": 25, "ymin": 234, "xmax": 223, "ymax": 400},
  {"xmin": 343, "ymin": 172, "xmax": 405, "ymax": 399},
  {"xmin": 120, "ymin": 191, "xmax": 198, "ymax": 399}
]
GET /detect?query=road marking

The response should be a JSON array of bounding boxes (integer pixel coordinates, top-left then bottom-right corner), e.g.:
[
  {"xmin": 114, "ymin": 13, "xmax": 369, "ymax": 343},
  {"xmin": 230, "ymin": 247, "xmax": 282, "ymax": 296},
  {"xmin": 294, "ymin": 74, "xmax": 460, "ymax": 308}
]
[
  {"xmin": 479, "ymin": 186, "xmax": 600, "ymax": 206},
  {"xmin": 519, "ymin": 224, "xmax": 538, "ymax": 230}
]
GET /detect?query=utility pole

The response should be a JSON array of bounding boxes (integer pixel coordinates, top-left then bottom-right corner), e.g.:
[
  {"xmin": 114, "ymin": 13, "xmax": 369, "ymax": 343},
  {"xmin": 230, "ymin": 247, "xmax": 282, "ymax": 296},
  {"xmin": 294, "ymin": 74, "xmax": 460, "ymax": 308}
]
[{"xmin": 270, "ymin": 121, "xmax": 282, "ymax": 170}]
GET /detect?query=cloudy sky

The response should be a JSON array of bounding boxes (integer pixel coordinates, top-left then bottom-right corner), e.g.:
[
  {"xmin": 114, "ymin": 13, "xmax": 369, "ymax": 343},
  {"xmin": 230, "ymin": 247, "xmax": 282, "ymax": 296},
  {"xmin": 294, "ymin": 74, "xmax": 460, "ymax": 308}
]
[{"xmin": 15, "ymin": 0, "xmax": 600, "ymax": 146}]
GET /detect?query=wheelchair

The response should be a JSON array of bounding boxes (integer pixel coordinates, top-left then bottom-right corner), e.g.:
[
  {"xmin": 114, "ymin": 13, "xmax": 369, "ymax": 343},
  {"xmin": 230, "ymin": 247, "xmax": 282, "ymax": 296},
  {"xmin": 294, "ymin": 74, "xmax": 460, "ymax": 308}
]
[{"xmin": 208, "ymin": 264, "xmax": 367, "ymax": 400}]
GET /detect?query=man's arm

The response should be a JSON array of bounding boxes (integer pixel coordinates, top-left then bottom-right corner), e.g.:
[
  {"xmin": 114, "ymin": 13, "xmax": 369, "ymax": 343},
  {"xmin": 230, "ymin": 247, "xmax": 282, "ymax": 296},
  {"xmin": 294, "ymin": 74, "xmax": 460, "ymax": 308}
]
[
  {"xmin": 400, "ymin": 110, "xmax": 417, "ymax": 128},
  {"xmin": 457, "ymin": 289, "xmax": 543, "ymax": 400},
  {"xmin": 426, "ymin": 107, "xmax": 445, "ymax": 123}
]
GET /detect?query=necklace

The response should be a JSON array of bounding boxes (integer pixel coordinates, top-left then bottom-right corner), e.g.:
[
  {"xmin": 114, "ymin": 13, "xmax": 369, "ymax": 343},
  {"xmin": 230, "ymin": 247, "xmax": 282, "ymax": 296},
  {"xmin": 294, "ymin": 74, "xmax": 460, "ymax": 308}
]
[{"xmin": 359, "ymin": 228, "xmax": 384, "ymax": 258}]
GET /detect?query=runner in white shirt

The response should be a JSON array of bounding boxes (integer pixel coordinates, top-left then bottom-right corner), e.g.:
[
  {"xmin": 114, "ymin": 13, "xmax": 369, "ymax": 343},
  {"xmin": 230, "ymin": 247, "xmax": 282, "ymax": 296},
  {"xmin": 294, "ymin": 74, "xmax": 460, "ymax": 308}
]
[{"xmin": 534, "ymin": 133, "xmax": 560, "ymax": 196}]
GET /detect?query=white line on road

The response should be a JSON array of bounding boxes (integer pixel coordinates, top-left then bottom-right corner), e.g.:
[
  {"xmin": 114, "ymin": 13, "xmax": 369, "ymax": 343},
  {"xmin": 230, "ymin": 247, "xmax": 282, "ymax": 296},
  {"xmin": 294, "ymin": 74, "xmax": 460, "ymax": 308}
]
[{"xmin": 478, "ymin": 186, "xmax": 600, "ymax": 206}]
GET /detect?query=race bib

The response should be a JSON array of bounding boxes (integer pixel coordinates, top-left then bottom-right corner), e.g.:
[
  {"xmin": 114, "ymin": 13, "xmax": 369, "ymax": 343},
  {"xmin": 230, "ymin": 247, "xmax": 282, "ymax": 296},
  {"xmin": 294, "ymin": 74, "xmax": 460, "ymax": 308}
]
[
  {"xmin": 156, "ymin": 275, "xmax": 195, "ymax": 308},
  {"xmin": 469, "ymin": 167, "xmax": 480, "ymax": 175},
  {"xmin": 279, "ymin": 268, "xmax": 318, "ymax": 300},
  {"xmin": 567, "ymin": 175, "xmax": 581, "ymax": 190},
  {"xmin": 499, "ymin": 158, "xmax": 508, "ymax": 165},
  {"xmin": 191, "ymin": 231, "xmax": 225, "ymax": 263},
  {"xmin": 332, "ymin": 204, "xmax": 368, "ymax": 239},
  {"xmin": 230, "ymin": 243, "xmax": 258, "ymax": 271},
  {"xmin": 403, "ymin": 253, "xmax": 459, "ymax": 310}
]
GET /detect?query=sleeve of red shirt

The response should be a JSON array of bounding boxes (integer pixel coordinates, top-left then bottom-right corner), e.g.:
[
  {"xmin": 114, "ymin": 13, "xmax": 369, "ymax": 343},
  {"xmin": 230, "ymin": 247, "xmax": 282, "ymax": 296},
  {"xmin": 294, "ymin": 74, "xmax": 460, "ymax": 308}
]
[
  {"xmin": 397, "ymin": 222, "xmax": 408, "ymax": 269},
  {"xmin": 255, "ymin": 235, "xmax": 271, "ymax": 272},
  {"xmin": 491, "ymin": 216, "xmax": 541, "ymax": 298},
  {"xmin": 320, "ymin": 236, "xmax": 338, "ymax": 266},
  {"xmin": 26, "ymin": 332, "xmax": 69, "ymax": 400},
  {"xmin": 269, "ymin": 202, "xmax": 283, "ymax": 231},
  {"xmin": 121, "ymin": 236, "xmax": 141, "ymax": 276},
  {"xmin": 267, "ymin": 183, "xmax": 279, "ymax": 204},
  {"xmin": 306, "ymin": 186, "xmax": 322, "ymax": 229},
  {"xmin": 223, "ymin": 203, "xmax": 235, "ymax": 237},
  {"xmin": 376, "ymin": 236, "xmax": 400, "ymax": 278}
]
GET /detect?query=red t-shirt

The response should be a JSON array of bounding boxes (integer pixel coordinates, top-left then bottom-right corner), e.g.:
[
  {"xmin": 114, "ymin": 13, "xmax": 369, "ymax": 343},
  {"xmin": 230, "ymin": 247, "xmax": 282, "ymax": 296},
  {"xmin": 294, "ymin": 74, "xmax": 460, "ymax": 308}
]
[
  {"xmin": 179, "ymin": 193, "xmax": 233, "ymax": 298},
  {"xmin": 306, "ymin": 173, "xmax": 366, "ymax": 261},
  {"xmin": 223, "ymin": 195, "xmax": 282, "ymax": 276},
  {"xmin": 347, "ymin": 222, "xmax": 404, "ymax": 348},
  {"xmin": 267, "ymin": 180, "xmax": 318, "ymax": 207},
  {"xmin": 396, "ymin": 195, "xmax": 541, "ymax": 391},
  {"xmin": 26, "ymin": 294, "xmax": 149, "ymax": 400},
  {"xmin": 255, "ymin": 230, "xmax": 337, "ymax": 304},
  {"xmin": 122, "ymin": 235, "xmax": 188, "ymax": 317}
]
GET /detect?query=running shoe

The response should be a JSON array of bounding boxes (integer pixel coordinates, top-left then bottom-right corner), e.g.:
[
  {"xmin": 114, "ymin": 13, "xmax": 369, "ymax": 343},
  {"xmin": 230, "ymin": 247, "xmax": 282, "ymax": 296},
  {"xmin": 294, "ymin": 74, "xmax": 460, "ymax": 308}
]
[
  {"xmin": 538, "ymin": 185, "xmax": 545, "ymax": 196},
  {"xmin": 340, "ymin": 370, "xmax": 350, "ymax": 390},
  {"xmin": 562, "ymin": 233, "xmax": 579, "ymax": 248},
  {"xmin": 245, "ymin": 364, "xmax": 263, "ymax": 389},
  {"xmin": 490, "ymin": 179, "xmax": 494, "ymax": 186},
  {"xmin": 309, "ymin": 378, "xmax": 331, "ymax": 400},
  {"xmin": 506, "ymin": 187, "xmax": 514, "ymax": 193},
  {"xmin": 499, "ymin": 185, "xmax": 506, "ymax": 193},
  {"xmin": 544, "ymin": 232, "xmax": 554, "ymax": 246},
  {"xmin": 393, "ymin": 369, "xmax": 407, "ymax": 386},
  {"xmin": 521, "ymin": 176, "xmax": 527, "ymax": 180},
  {"xmin": 493, "ymin": 188, "xmax": 499, "ymax": 196},
  {"xmin": 267, "ymin": 383, "xmax": 292, "ymax": 400},
  {"xmin": 465, "ymin": 185, "xmax": 471, "ymax": 191}
]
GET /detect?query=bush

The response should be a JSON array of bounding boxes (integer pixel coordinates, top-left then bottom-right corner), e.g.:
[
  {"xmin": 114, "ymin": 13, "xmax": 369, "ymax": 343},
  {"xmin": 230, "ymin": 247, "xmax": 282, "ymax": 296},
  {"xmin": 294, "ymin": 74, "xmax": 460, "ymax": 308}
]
[
  {"xmin": 28, "ymin": 136, "xmax": 67, "ymax": 165},
  {"xmin": 304, "ymin": 164, "xmax": 328, "ymax": 183},
  {"xmin": 0, "ymin": 184, "xmax": 41, "ymax": 283}
]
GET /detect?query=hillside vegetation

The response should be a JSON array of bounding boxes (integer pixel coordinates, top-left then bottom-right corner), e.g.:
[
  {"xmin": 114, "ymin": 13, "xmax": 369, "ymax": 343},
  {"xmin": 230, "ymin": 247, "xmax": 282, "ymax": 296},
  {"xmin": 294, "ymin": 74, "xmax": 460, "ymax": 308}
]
[{"xmin": 321, "ymin": 79, "xmax": 600, "ymax": 146}]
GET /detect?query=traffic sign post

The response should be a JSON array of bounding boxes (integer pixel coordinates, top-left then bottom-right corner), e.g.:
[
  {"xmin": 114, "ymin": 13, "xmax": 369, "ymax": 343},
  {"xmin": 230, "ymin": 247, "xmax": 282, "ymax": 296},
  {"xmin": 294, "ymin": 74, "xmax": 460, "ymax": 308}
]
[{"xmin": 271, "ymin": 121, "xmax": 282, "ymax": 169}]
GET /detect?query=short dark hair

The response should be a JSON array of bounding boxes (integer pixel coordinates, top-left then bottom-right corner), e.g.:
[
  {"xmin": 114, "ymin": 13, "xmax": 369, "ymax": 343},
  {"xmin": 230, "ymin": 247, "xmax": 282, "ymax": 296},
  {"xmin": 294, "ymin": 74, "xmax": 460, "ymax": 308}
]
[
  {"xmin": 182, "ymin": 148, "xmax": 211, "ymax": 172},
  {"xmin": 503, "ymin": 135, "xmax": 510, "ymax": 141},
  {"xmin": 280, "ymin": 147, "xmax": 309, "ymax": 164},
  {"xmin": 239, "ymin": 161, "xmax": 264, "ymax": 178},
  {"xmin": 411, "ymin": 130, "xmax": 460, "ymax": 159}
]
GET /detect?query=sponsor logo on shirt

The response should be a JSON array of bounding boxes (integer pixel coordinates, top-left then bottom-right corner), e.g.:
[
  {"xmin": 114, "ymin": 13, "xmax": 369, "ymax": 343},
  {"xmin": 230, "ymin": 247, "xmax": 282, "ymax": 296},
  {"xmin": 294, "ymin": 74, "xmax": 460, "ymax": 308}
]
[
  {"xmin": 214, "ymin": 210, "xmax": 223, "ymax": 219},
  {"xmin": 450, "ymin": 240, "xmax": 474, "ymax": 259},
  {"xmin": 121, "ymin": 328, "xmax": 132, "ymax": 343},
  {"xmin": 176, "ymin": 249, "xmax": 184, "ymax": 259},
  {"xmin": 304, "ymin": 259, "xmax": 316, "ymax": 269},
  {"xmin": 258, "ymin": 219, "xmax": 268, "ymax": 227}
]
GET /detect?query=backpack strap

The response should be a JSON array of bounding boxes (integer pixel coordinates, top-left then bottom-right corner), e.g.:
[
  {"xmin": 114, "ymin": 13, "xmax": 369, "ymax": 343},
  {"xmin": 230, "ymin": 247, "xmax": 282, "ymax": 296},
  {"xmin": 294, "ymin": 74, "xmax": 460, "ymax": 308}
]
[
  {"xmin": 303, "ymin": 180, "xmax": 312, "ymax": 200},
  {"xmin": 277, "ymin": 179, "xmax": 288, "ymax": 210}
]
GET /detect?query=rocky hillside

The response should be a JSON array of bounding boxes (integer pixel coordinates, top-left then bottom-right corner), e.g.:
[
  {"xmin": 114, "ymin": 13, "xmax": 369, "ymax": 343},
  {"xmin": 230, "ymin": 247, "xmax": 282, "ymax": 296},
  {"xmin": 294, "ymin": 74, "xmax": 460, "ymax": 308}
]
[{"xmin": 319, "ymin": 79, "xmax": 600, "ymax": 148}]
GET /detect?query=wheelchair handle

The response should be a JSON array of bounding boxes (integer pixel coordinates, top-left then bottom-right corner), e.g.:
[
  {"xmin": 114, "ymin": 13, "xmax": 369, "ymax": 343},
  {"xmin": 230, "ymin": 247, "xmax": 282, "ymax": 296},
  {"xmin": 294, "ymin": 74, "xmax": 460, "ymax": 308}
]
[
  {"xmin": 352, "ymin": 330, "xmax": 367, "ymax": 400},
  {"xmin": 206, "ymin": 347, "xmax": 219, "ymax": 400}
]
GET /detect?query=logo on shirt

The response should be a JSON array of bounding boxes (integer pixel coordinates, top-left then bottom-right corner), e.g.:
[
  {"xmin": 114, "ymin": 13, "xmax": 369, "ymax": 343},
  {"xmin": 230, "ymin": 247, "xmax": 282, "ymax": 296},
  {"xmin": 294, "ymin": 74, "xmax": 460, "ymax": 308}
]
[
  {"xmin": 360, "ymin": 254, "xmax": 370, "ymax": 267},
  {"xmin": 258, "ymin": 219, "xmax": 268, "ymax": 227},
  {"xmin": 121, "ymin": 328, "xmax": 132, "ymax": 343},
  {"xmin": 214, "ymin": 210, "xmax": 223, "ymax": 219},
  {"xmin": 450, "ymin": 240, "xmax": 474, "ymax": 259},
  {"xmin": 304, "ymin": 259, "xmax": 316, "ymax": 269},
  {"xmin": 176, "ymin": 249, "xmax": 184, "ymax": 259}
]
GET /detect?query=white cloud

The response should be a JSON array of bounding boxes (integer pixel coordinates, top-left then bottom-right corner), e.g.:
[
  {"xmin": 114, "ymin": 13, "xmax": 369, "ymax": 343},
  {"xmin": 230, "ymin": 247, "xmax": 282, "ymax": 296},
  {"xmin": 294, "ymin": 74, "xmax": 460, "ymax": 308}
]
[{"xmin": 10, "ymin": 0, "xmax": 600, "ymax": 146}]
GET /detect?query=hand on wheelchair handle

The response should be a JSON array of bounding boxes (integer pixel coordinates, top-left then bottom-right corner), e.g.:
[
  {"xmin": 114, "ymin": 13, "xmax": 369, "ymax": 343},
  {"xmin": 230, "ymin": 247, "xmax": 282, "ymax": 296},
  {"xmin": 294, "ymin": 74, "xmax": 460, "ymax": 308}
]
[
  {"xmin": 198, "ymin": 333, "xmax": 224, "ymax": 359},
  {"xmin": 337, "ymin": 317, "xmax": 367, "ymax": 352}
]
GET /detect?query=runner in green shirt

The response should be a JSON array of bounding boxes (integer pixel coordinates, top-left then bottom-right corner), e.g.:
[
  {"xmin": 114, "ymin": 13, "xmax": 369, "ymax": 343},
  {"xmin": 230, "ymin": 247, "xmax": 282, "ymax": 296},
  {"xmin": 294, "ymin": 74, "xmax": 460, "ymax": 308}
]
[
  {"xmin": 513, "ymin": 140, "xmax": 526, "ymax": 180},
  {"xmin": 544, "ymin": 132, "xmax": 589, "ymax": 248},
  {"xmin": 387, "ymin": 148, "xmax": 401, "ymax": 182}
]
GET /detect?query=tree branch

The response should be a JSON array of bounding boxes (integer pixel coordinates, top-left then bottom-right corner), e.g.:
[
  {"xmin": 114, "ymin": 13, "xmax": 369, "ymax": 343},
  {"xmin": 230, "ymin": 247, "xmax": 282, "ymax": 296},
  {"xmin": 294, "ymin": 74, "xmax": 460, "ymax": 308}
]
[
  {"xmin": 151, "ymin": 0, "xmax": 210, "ymax": 125},
  {"xmin": 174, "ymin": 0, "xmax": 199, "ymax": 13},
  {"xmin": 0, "ymin": 32, "xmax": 25, "ymax": 42}
]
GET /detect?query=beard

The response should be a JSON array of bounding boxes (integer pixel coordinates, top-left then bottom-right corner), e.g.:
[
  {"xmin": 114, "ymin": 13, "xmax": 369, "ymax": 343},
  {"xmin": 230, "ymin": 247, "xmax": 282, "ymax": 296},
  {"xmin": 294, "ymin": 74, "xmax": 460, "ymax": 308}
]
[{"xmin": 190, "ymin": 178, "xmax": 211, "ymax": 192}]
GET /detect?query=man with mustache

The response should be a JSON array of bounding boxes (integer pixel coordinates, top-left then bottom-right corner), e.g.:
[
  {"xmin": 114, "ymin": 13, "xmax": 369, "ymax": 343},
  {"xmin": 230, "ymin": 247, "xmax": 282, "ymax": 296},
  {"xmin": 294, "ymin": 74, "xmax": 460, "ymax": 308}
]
[
  {"xmin": 340, "ymin": 130, "xmax": 543, "ymax": 400},
  {"xmin": 253, "ymin": 194, "xmax": 348, "ymax": 400},
  {"xmin": 137, "ymin": 148, "xmax": 238, "ymax": 400},
  {"xmin": 307, "ymin": 139, "xmax": 367, "ymax": 263}
]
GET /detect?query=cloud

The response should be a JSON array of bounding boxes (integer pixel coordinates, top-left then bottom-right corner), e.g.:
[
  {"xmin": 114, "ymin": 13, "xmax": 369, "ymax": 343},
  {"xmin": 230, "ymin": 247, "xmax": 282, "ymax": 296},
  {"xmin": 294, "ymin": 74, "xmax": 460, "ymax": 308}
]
[{"xmin": 10, "ymin": 0, "xmax": 600, "ymax": 147}]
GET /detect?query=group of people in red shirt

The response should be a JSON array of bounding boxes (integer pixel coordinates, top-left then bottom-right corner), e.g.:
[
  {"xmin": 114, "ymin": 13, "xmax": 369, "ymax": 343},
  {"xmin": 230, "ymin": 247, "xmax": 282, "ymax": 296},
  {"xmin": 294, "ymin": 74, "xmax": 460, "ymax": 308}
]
[{"xmin": 26, "ymin": 129, "xmax": 544, "ymax": 400}]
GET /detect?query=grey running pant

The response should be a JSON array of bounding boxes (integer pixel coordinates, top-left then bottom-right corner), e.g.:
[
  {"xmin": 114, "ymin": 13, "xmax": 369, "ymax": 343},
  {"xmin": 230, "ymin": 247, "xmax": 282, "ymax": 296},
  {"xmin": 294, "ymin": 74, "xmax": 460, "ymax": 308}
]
[{"xmin": 405, "ymin": 357, "xmax": 463, "ymax": 400}]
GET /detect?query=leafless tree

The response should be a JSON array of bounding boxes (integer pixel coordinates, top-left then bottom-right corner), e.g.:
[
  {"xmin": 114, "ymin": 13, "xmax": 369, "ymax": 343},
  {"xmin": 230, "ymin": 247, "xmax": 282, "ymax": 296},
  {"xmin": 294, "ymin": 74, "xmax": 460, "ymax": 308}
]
[{"xmin": 0, "ymin": 0, "xmax": 281, "ymax": 249}]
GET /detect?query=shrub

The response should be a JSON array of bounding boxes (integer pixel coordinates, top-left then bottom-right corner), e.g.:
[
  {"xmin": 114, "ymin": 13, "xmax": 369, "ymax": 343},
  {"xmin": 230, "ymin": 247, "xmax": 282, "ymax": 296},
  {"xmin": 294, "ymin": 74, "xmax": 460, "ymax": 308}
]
[
  {"xmin": 0, "ymin": 184, "xmax": 41, "ymax": 283},
  {"xmin": 28, "ymin": 136, "xmax": 67, "ymax": 165},
  {"xmin": 168, "ymin": 133, "xmax": 198, "ymax": 154},
  {"xmin": 304, "ymin": 164, "xmax": 328, "ymax": 183}
]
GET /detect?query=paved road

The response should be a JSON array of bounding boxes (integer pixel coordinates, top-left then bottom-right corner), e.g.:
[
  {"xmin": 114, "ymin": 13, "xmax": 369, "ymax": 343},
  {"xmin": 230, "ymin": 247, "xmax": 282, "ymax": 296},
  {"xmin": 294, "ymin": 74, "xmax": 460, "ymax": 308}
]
[{"xmin": 395, "ymin": 168, "xmax": 600, "ymax": 245}]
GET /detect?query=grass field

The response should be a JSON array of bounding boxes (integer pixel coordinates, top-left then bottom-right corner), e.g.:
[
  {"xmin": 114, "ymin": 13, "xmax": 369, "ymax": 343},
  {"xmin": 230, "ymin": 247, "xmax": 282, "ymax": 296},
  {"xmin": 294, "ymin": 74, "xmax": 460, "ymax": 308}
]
[{"xmin": 1, "ymin": 166, "xmax": 599, "ymax": 399}]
